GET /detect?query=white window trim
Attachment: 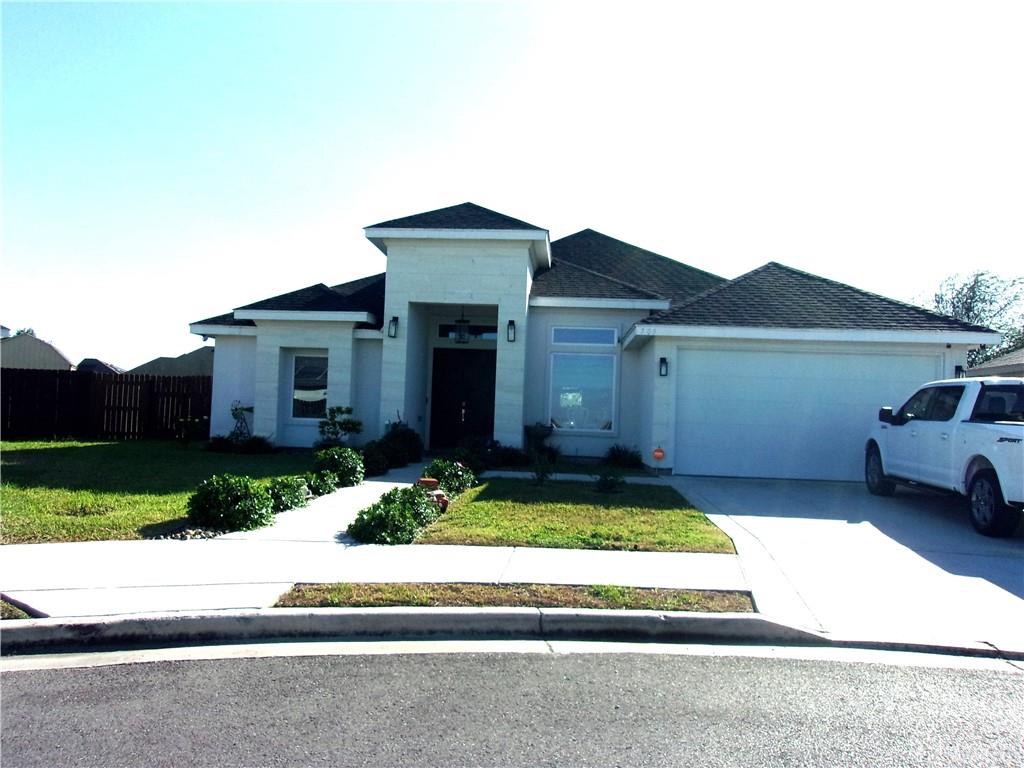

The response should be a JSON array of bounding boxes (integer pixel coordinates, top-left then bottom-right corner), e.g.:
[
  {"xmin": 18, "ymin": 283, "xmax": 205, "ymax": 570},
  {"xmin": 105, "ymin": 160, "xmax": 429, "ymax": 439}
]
[
  {"xmin": 550, "ymin": 326, "xmax": 618, "ymax": 347},
  {"xmin": 287, "ymin": 349, "xmax": 328, "ymax": 423},
  {"xmin": 547, "ymin": 351, "xmax": 618, "ymax": 434}
]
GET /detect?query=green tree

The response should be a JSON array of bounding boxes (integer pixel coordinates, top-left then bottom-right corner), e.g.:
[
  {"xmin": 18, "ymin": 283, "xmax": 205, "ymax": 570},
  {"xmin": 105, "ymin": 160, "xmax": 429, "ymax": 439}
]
[
  {"xmin": 14, "ymin": 328, "xmax": 35, "ymax": 336},
  {"xmin": 932, "ymin": 272, "xmax": 1024, "ymax": 366}
]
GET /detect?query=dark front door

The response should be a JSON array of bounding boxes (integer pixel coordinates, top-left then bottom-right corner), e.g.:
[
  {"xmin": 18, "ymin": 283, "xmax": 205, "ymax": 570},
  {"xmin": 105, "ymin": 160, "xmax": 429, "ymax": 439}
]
[{"xmin": 429, "ymin": 348, "xmax": 496, "ymax": 450}]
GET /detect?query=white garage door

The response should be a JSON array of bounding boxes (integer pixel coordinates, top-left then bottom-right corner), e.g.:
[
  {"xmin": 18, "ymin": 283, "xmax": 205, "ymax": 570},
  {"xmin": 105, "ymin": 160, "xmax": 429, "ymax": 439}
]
[{"xmin": 674, "ymin": 345, "xmax": 944, "ymax": 480}]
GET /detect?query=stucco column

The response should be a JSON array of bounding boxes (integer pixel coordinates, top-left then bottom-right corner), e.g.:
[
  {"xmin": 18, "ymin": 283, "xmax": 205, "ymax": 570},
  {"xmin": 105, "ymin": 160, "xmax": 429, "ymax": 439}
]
[
  {"xmin": 253, "ymin": 334, "xmax": 281, "ymax": 440},
  {"xmin": 493, "ymin": 302, "xmax": 528, "ymax": 448},
  {"xmin": 326, "ymin": 329, "xmax": 355, "ymax": 414},
  {"xmin": 378, "ymin": 306, "xmax": 407, "ymax": 435},
  {"xmin": 649, "ymin": 338, "xmax": 677, "ymax": 472}
]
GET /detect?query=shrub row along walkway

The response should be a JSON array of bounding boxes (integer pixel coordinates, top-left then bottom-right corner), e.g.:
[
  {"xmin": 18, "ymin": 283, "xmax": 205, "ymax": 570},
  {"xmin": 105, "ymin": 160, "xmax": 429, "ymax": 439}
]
[{"xmin": 0, "ymin": 464, "xmax": 746, "ymax": 619}]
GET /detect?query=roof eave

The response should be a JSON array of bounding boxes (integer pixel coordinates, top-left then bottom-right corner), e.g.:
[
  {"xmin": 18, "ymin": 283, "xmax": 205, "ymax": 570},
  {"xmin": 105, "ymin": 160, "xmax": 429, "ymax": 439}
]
[
  {"xmin": 530, "ymin": 297, "xmax": 670, "ymax": 311},
  {"xmin": 622, "ymin": 324, "xmax": 1002, "ymax": 349},
  {"xmin": 364, "ymin": 227, "xmax": 552, "ymax": 270},
  {"xmin": 232, "ymin": 310, "xmax": 376, "ymax": 323}
]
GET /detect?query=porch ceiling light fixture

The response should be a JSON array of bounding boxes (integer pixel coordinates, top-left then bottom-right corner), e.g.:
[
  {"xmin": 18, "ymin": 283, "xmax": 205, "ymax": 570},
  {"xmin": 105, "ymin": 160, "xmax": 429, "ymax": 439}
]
[
  {"xmin": 387, "ymin": 316, "xmax": 399, "ymax": 338},
  {"xmin": 454, "ymin": 307, "xmax": 471, "ymax": 344},
  {"xmin": 507, "ymin": 319, "xmax": 516, "ymax": 343},
  {"xmin": 659, "ymin": 357, "xmax": 669, "ymax": 376}
]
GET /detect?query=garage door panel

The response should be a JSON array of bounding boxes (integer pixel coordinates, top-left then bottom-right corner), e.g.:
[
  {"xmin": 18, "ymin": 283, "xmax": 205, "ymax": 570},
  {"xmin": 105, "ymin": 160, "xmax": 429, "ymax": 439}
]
[{"xmin": 675, "ymin": 347, "xmax": 942, "ymax": 480}]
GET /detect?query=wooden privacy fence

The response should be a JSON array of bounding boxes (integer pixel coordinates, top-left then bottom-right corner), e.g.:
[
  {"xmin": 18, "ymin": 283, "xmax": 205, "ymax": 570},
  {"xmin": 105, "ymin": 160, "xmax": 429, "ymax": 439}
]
[{"xmin": 0, "ymin": 369, "xmax": 213, "ymax": 440}]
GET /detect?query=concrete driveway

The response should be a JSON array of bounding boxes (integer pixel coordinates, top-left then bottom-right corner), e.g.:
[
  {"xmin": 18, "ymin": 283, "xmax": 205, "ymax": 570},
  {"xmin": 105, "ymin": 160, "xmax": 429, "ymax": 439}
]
[{"xmin": 670, "ymin": 476, "xmax": 1024, "ymax": 653}]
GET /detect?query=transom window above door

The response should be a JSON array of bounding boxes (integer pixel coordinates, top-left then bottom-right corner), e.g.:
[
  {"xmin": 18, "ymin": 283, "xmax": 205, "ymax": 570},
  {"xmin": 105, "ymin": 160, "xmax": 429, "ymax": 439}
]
[
  {"xmin": 551, "ymin": 327, "xmax": 617, "ymax": 346},
  {"xmin": 438, "ymin": 324, "xmax": 497, "ymax": 341}
]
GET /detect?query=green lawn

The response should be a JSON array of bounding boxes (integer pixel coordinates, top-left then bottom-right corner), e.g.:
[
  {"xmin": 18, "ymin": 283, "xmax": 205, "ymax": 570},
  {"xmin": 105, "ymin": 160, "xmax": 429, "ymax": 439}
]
[
  {"xmin": 276, "ymin": 582, "xmax": 753, "ymax": 612},
  {"xmin": 0, "ymin": 440, "xmax": 313, "ymax": 544},
  {"xmin": 418, "ymin": 478, "xmax": 735, "ymax": 553}
]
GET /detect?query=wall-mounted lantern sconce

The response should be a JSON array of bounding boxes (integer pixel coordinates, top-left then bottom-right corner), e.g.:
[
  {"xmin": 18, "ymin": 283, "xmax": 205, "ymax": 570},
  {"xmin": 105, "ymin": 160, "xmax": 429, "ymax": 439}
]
[
  {"xmin": 659, "ymin": 357, "xmax": 669, "ymax": 376},
  {"xmin": 954, "ymin": 365, "xmax": 965, "ymax": 378},
  {"xmin": 387, "ymin": 316, "xmax": 399, "ymax": 338},
  {"xmin": 507, "ymin": 320, "xmax": 516, "ymax": 343}
]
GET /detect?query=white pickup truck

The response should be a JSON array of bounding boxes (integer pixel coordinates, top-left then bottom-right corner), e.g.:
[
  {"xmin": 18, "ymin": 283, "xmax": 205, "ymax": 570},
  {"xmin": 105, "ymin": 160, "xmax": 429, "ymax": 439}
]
[{"xmin": 865, "ymin": 377, "xmax": 1024, "ymax": 537}]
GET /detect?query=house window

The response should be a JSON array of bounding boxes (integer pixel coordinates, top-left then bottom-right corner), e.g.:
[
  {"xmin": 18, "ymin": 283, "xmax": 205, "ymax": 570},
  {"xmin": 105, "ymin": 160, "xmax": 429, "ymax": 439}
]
[
  {"xmin": 438, "ymin": 324, "xmax": 497, "ymax": 341},
  {"xmin": 549, "ymin": 353, "xmax": 615, "ymax": 432},
  {"xmin": 292, "ymin": 355, "xmax": 327, "ymax": 419},
  {"xmin": 551, "ymin": 327, "xmax": 617, "ymax": 346}
]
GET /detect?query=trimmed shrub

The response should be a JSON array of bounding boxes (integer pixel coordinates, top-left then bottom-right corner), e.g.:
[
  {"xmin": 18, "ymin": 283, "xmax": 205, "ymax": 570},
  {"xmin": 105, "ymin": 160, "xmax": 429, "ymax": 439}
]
[
  {"xmin": 594, "ymin": 467, "xmax": 626, "ymax": 493},
  {"xmin": 380, "ymin": 422, "xmax": 423, "ymax": 467},
  {"xmin": 266, "ymin": 475, "xmax": 309, "ymax": 512},
  {"xmin": 360, "ymin": 441, "xmax": 389, "ymax": 477},
  {"xmin": 237, "ymin": 436, "xmax": 275, "ymax": 454},
  {"xmin": 604, "ymin": 444, "xmax": 644, "ymax": 469},
  {"xmin": 206, "ymin": 435, "xmax": 236, "ymax": 453},
  {"xmin": 305, "ymin": 470, "xmax": 339, "ymax": 497},
  {"xmin": 348, "ymin": 486, "xmax": 435, "ymax": 544},
  {"xmin": 452, "ymin": 446, "xmax": 486, "ymax": 477},
  {"xmin": 423, "ymin": 458, "xmax": 476, "ymax": 496},
  {"xmin": 313, "ymin": 447, "xmax": 365, "ymax": 487},
  {"xmin": 187, "ymin": 474, "xmax": 274, "ymax": 531},
  {"xmin": 489, "ymin": 444, "xmax": 530, "ymax": 468}
]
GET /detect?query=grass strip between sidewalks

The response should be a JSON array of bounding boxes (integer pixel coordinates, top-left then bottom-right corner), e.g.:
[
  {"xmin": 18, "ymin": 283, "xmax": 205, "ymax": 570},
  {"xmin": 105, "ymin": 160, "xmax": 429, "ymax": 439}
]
[
  {"xmin": 417, "ymin": 478, "xmax": 735, "ymax": 553},
  {"xmin": 277, "ymin": 583, "xmax": 754, "ymax": 613}
]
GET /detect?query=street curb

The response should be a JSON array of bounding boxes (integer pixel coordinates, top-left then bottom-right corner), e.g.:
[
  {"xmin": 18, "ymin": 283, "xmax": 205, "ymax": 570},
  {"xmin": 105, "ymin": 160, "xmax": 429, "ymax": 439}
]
[
  {"xmin": 6, "ymin": 608, "xmax": 1021, "ymax": 661},
  {"xmin": 0, "ymin": 608, "xmax": 827, "ymax": 655}
]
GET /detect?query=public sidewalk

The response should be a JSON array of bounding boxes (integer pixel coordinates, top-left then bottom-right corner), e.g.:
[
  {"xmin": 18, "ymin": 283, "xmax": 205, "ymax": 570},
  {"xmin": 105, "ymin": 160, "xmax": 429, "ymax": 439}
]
[{"xmin": 0, "ymin": 466, "xmax": 746, "ymax": 619}]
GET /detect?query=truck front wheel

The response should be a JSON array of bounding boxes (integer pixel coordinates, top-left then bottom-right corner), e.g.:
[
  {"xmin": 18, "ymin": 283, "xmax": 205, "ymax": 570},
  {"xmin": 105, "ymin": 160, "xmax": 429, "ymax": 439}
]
[
  {"xmin": 865, "ymin": 446, "xmax": 895, "ymax": 496},
  {"xmin": 968, "ymin": 470, "xmax": 1019, "ymax": 538}
]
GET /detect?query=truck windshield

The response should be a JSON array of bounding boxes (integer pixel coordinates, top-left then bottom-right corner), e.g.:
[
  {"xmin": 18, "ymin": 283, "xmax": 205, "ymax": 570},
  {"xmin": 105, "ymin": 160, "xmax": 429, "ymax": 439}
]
[{"xmin": 970, "ymin": 384, "xmax": 1024, "ymax": 423}]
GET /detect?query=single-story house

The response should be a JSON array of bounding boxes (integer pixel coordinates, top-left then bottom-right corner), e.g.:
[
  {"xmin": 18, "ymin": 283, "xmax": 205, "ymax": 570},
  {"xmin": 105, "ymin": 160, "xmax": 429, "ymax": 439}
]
[
  {"xmin": 76, "ymin": 358, "xmax": 125, "ymax": 374},
  {"xmin": 969, "ymin": 347, "xmax": 1024, "ymax": 378},
  {"xmin": 0, "ymin": 333, "xmax": 74, "ymax": 371},
  {"xmin": 191, "ymin": 202, "xmax": 998, "ymax": 481},
  {"xmin": 129, "ymin": 346, "xmax": 215, "ymax": 377}
]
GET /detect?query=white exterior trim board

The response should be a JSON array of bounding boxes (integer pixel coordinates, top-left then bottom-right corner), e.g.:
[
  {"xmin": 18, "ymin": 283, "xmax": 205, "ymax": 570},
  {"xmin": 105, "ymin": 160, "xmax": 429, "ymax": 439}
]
[
  {"xmin": 190, "ymin": 323, "xmax": 257, "ymax": 338},
  {"xmin": 623, "ymin": 323, "xmax": 1000, "ymax": 348},
  {"xmin": 233, "ymin": 310, "xmax": 375, "ymax": 323},
  {"xmin": 530, "ymin": 297, "xmax": 669, "ymax": 310}
]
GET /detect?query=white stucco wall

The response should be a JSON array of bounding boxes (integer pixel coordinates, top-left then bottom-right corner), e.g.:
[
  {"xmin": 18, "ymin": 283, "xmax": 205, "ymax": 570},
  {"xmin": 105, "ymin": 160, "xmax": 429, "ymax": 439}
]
[
  {"xmin": 352, "ymin": 337, "xmax": 383, "ymax": 443},
  {"xmin": 209, "ymin": 336, "xmax": 257, "ymax": 437},
  {"xmin": 523, "ymin": 307, "xmax": 650, "ymax": 458},
  {"xmin": 379, "ymin": 238, "xmax": 532, "ymax": 447}
]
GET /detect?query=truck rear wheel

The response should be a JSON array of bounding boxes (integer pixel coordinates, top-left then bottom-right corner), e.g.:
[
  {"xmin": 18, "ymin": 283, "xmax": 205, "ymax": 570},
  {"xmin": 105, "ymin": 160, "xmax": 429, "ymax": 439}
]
[
  {"xmin": 968, "ymin": 470, "xmax": 1019, "ymax": 538},
  {"xmin": 865, "ymin": 446, "xmax": 895, "ymax": 496}
]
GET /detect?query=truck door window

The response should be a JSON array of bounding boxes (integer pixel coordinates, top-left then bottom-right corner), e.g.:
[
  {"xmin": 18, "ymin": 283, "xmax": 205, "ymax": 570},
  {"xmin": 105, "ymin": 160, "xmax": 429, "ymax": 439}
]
[
  {"xmin": 971, "ymin": 384, "xmax": 1024, "ymax": 423},
  {"xmin": 898, "ymin": 388, "xmax": 935, "ymax": 422},
  {"xmin": 926, "ymin": 386, "xmax": 965, "ymax": 422}
]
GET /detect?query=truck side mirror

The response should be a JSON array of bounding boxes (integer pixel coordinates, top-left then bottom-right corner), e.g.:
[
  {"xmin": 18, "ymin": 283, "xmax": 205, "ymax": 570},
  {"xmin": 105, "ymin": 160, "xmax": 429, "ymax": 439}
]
[{"xmin": 878, "ymin": 407, "xmax": 895, "ymax": 424}]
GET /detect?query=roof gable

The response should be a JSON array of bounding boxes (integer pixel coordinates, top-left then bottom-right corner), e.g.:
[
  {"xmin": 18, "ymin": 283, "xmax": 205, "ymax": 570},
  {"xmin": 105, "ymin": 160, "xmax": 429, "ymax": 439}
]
[
  {"xmin": 366, "ymin": 202, "xmax": 546, "ymax": 232},
  {"xmin": 643, "ymin": 261, "xmax": 996, "ymax": 333},
  {"xmin": 551, "ymin": 229, "xmax": 725, "ymax": 303}
]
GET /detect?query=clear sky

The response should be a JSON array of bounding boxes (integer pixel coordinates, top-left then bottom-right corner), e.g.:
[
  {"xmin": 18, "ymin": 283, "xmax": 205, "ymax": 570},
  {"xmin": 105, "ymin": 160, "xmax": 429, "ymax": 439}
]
[{"xmin": 3, "ymin": 1, "xmax": 1022, "ymax": 369}]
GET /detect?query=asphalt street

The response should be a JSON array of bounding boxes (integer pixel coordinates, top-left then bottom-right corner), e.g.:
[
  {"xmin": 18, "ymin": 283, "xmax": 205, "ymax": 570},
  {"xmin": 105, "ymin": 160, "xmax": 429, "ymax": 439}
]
[{"xmin": 3, "ymin": 649, "xmax": 1021, "ymax": 767}]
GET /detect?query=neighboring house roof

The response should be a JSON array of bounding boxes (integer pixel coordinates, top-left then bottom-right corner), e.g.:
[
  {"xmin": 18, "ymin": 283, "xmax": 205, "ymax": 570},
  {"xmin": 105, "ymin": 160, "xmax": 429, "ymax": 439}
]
[
  {"xmin": 76, "ymin": 358, "xmax": 124, "ymax": 374},
  {"xmin": 969, "ymin": 346, "xmax": 1024, "ymax": 376},
  {"xmin": 0, "ymin": 334, "xmax": 74, "ymax": 370},
  {"xmin": 532, "ymin": 259, "xmax": 666, "ymax": 301},
  {"xmin": 549, "ymin": 229, "xmax": 726, "ymax": 303},
  {"xmin": 367, "ymin": 202, "xmax": 546, "ymax": 232},
  {"xmin": 641, "ymin": 262, "xmax": 995, "ymax": 333},
  {"xmin": 130, "ymin": 347, "xmax": 215, "ymax": 376},
  {"xmin": 193, "ymin": 273, "xmax": 386, "ymax": 330}
]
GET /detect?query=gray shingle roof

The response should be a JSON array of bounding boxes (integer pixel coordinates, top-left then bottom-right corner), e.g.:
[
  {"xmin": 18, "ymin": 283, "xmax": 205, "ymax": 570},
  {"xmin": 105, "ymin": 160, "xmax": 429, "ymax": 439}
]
[
  {"xmin": 642, "ymin": 262, "xmax": 996, "ymax": 332},
  {"xmin": 551, "ymin": 229, "xmax": 726, "ymax": 303},
  {"xmin": 532, "ymin": 259, "xmax": 666, "ymax": 301},
  {"xmin": 193, "ymin": 273, "xmax": 386, "ymax": 330},
  {"xmin": 367, "ymin": 202, "xmax": 546, "ymax": 232}
]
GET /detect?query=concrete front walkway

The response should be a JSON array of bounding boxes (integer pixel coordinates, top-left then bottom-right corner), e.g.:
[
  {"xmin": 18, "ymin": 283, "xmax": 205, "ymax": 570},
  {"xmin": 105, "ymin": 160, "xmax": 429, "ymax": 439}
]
[{"xmin": 1, "ymin": 467, "xmax": 745, "ymax": 618}]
